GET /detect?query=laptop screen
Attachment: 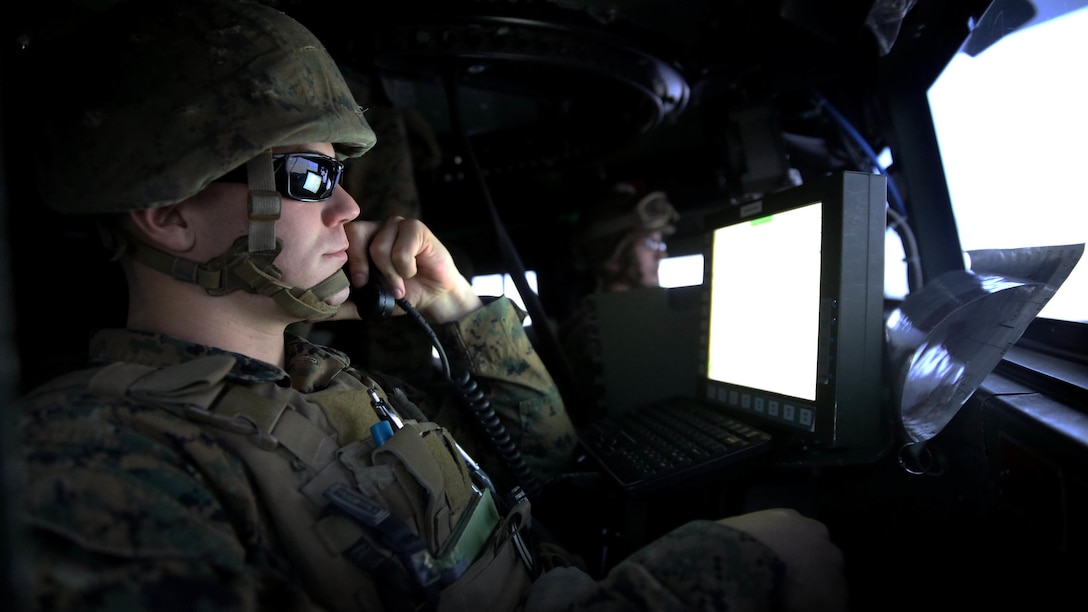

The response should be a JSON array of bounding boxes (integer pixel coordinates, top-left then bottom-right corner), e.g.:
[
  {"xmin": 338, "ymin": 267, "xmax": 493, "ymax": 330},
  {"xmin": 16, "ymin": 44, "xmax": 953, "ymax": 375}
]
[
  {"xmin": 699, "ymin": 171, "xmax": 890, "ymax": 464},
  {"xmin": 706, "ymin": 199, "xmax": 823, "ymax": 402}
]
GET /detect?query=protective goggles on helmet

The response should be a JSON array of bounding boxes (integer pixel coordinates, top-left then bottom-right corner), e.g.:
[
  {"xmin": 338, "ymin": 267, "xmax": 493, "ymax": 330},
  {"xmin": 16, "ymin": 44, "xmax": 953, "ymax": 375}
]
[
  {"xmin": 631, "ymin": 191, "xmax": 678, "ymax": 232},
  {"xmin": 216, "ymin": 152, "xmax": 345, "ymax": 202},
  {"xmin": 581, "ymin": 188, "xmax": 679, "ymax": 242}
]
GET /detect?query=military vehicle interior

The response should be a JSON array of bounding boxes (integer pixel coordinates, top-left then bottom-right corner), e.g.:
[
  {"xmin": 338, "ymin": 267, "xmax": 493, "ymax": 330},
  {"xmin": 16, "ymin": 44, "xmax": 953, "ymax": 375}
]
[{"xmin": 3, "ymin": 0, "xmax": 1087, "ymax": 609}]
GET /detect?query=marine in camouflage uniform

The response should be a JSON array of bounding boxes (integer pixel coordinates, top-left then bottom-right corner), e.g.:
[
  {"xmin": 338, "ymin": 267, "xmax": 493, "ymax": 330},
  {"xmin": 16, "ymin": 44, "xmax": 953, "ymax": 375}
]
[
  {"xmin": 557, "ymin": 184, "xmax": 682, "ymax": 422},
  {"xmin": 12, "ymin": 1, "xmax": 839, "ymax": 610},
  {"xmin": 16, "ymin": 304, "xmax": 783, "ymax": 611}
]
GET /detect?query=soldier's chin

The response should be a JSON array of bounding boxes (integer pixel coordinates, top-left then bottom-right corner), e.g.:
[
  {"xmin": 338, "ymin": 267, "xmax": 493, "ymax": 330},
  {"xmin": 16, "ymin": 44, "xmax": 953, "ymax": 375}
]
[{"xmin": 327, "ymin": 287, "xmax": 351, "ymax": 306}]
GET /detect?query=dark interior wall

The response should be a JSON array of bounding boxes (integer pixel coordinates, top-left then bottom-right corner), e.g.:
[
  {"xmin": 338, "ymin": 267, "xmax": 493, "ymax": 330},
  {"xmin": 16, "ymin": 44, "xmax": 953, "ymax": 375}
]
[
  {"xmin": 2, "ymin": 28, "xmax": 127, "ymax": 394},
  {"xmin": 1, "ymin": 59, "xmax": 29, "ymax": 612}
]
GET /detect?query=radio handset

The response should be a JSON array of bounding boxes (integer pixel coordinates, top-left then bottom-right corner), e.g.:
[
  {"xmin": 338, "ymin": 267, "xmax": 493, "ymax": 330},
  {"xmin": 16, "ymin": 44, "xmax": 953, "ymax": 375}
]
[
  {"xmin": 346, "ymin": 259, "xmax": 542, "ymax": 500},
  {"xmin": 348, "ymin": 259, "xmax": 396, "ymax": 320}
]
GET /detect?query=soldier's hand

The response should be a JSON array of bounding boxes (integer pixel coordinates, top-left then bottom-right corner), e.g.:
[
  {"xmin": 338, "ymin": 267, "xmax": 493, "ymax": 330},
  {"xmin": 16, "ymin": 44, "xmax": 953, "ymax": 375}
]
[
  {"xmin": 343, "ymin": 217, "xmax": 482, "ymax": 323},
  {"xmin": 718, "ymin": 508, "xmax": 848, "ymax": 612}
]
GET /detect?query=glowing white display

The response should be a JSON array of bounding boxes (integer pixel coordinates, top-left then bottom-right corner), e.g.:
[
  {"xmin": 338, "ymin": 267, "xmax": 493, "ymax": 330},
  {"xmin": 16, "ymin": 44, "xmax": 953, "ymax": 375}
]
[{"xmin": 706, "ymin": 201, "xmax": 822, "ymax": 401}]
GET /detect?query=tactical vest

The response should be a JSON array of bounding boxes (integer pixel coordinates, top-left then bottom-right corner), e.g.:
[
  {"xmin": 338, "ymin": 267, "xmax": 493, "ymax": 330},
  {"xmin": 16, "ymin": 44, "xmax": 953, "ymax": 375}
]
[{"xmin": 68, "ymin": 354, "xmax": 537, "ymax": 612}]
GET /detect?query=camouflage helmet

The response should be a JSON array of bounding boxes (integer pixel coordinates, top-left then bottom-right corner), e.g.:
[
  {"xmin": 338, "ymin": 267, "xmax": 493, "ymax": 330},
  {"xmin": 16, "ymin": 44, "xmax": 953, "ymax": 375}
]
[
  {"xmin": 577, "ymin": 182, "xmax": 680, "ymax": 265},
  {"xmin": 34, "ymin": 0, "xmax": 377, "ymax": 215}
]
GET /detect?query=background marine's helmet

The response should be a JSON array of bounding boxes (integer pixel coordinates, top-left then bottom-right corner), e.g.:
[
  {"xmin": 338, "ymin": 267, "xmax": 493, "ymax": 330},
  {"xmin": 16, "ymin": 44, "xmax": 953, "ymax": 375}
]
[{"xmin": 577, "ymin": 182, "xmax": 680, "ymax": 270}]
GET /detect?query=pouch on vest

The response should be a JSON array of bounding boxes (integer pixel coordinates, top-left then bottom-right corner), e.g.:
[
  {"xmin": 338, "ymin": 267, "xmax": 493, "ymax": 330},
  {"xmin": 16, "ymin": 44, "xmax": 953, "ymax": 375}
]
[{"xmin": 310, "ymin": 419, "xmax": 536, "ymax": 611}]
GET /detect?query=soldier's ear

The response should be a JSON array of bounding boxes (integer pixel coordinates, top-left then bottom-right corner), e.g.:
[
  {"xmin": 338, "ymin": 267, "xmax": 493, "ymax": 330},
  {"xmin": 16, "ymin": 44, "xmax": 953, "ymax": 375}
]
[{"xmin": 127, "ymin": 204, "xmax": 195, "ymax": 253}]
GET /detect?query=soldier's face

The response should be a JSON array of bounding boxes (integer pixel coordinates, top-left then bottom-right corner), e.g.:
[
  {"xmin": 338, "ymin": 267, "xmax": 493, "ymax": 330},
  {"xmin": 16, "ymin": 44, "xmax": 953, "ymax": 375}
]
[
  {"xmin": 630, "ymin": 230, "xmax": 666, "ymax": 287},
  {"xmin": 178, "ymin": 142, "xmax": 359, "ymax": 312},
  {"xmin": 272, "ymin": 142, "xmax": 359, "ymax": 305}
]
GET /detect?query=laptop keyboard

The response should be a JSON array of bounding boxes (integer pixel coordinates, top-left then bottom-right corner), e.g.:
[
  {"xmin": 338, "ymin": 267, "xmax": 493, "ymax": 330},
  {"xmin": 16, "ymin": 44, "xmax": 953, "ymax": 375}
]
[{"xmin": 578, "ymin": 398, "xmax": 773, "ymax": 495}]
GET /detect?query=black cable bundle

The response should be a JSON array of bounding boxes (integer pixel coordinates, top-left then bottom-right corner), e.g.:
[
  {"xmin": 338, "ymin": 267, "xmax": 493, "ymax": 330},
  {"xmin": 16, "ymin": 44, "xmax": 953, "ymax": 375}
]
[{"xmin": 396, "ymin": 297, "xmax": 541, "ymax": 499}]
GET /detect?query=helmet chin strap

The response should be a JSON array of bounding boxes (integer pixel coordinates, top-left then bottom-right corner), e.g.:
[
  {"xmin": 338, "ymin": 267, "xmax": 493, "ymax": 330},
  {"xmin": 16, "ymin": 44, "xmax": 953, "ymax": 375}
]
[
  {"xmin": 126, "ymin": 151, "xmax": 349, "ymax": 321},
  {"xmin": 127, "ymin": 236, "xmax": 349, "ymax": 321}
]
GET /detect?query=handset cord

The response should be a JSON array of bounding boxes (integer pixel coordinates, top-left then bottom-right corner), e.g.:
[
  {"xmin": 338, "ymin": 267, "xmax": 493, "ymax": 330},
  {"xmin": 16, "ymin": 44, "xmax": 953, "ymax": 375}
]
[{"xmin": 395, "ymin": 296, "xmax": 542, "ymax": 500}]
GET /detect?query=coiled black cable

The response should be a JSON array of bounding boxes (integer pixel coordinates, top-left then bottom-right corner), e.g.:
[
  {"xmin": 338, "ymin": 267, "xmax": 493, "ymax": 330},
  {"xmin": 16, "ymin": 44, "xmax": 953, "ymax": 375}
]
[{"xmin": 396, "ymin": 297, "xmax": 542, "ymax": 499}]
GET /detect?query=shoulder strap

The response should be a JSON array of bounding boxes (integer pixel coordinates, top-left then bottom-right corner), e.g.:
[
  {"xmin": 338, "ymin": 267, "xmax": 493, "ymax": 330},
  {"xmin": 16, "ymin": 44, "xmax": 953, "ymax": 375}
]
[
  {"xmin": 88, "ymin": 356, "xmax": 235, "ymax": 404},
  {"xmin": 80, "ymin": 357, "xmax": 338, "ymax": 469}
]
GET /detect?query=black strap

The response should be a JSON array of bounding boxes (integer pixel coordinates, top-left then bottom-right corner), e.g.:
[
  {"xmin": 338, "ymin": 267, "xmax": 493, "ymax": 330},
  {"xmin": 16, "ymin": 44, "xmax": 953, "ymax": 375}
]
[
  {"xmin": 342, "ymin": 537, "xmax": 420, "ymax": 612},
  {"xmin": 324, "ymin": 483, "xmax": 442, "ymax": 610},
  {"xmin": 441, "ymin": 69, "xmax": 587, "ymax": 417}
]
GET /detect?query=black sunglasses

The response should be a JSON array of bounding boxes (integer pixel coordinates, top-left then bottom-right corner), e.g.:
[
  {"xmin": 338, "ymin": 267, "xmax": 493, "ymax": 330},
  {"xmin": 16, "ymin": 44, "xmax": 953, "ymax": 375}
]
[{"xmin": 215, "ymin": 152, "xmax": 345, "ymax": 202}]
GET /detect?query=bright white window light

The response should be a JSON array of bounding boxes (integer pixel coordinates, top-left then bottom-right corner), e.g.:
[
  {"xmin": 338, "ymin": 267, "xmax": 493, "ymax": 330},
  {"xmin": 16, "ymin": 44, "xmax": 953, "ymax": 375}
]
[
  {"xmin": 927, "ymin": 4, "xmax": 1088, "ymax": 322},
  {"xmin": 658, "ymin": 254, "xmax": 704, "ymax": 288},
  {"xmin": 471, "ymin": 272, "xmax": 539, "ymax": 326}
]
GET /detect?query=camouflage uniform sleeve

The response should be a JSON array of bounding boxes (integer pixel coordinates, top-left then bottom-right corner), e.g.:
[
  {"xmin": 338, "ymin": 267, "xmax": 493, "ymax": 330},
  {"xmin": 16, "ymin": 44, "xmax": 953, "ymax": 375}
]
[
  {"xmin": 526, "ymin": 520, "xmax": 785, "ymax": 611},
  {"xmin": 15, "ymin": 390, "xmax": 325, "ymax": 612},
  {"xmin": 556, "ymin": 302, "xmax": 608, "ymax": 422},
  {"xmin": 421, "ymin": 297, "xmax": 579, "ymax": 486}
]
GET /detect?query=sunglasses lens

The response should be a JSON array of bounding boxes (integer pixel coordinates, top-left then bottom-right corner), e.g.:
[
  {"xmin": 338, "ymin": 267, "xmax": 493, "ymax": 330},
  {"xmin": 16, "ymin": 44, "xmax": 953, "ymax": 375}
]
[{"xmin": 276, "ymin": 153, "xmax": 343, "ymax": 201}]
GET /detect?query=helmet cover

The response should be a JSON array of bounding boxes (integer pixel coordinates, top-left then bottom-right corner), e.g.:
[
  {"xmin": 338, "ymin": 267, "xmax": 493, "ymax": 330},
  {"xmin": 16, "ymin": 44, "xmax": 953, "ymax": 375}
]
[
  {"xmin": 577, "ymin": 182, "xmax": 679, "ymax": 260},
  {"xmin": 33, "ymin": 0, "xmax": 377, "ymax": 214}
]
